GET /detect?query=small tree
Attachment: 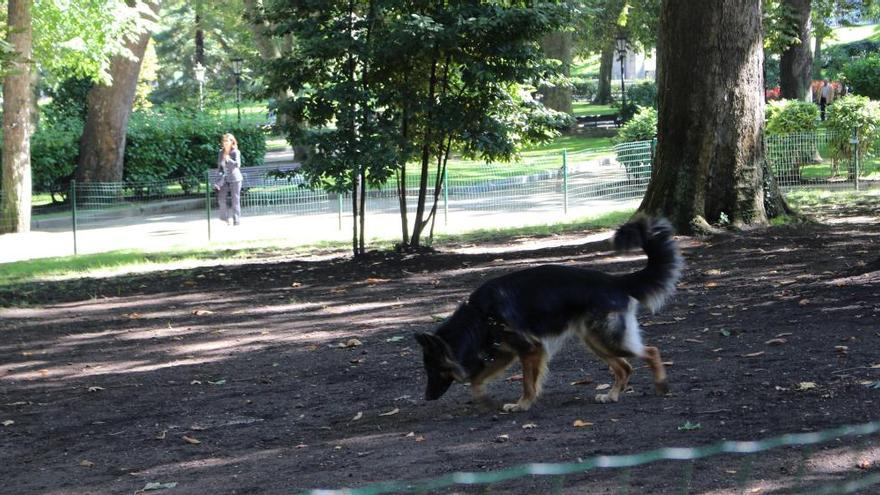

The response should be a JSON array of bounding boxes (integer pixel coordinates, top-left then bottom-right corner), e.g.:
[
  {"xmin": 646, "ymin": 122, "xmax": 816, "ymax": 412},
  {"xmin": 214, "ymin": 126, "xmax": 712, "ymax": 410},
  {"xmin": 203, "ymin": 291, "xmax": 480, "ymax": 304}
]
[
  {"xmin": 765, "ymin": 99, "xmax": 819, "ymax": 134},
  {"xmin": 266, "ymin": 1, "xmax": 570, "ymax": 255},
  {"xmin": 825, "ymin": 95, "xmax": 880, "ymax": 178}
]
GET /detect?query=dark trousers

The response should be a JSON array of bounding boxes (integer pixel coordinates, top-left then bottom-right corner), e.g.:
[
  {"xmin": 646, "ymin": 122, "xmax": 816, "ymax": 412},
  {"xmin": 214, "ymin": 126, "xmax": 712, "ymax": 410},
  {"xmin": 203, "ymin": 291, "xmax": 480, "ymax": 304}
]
[{"xmin": 819, "ymin": 97, "xmax": 827, "ymax": 121}]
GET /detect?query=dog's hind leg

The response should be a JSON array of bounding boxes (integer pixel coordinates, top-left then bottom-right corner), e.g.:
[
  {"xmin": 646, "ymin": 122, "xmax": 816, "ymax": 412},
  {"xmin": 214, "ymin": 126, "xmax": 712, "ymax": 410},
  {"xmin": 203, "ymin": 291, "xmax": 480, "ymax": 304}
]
[
  {"xmin": 641, "ymin": 345, "xmax": 669, "ymax": 395},
  {"xmin": 502, "ymin": 347, "xmax": 548, "ymax": 412},
  {"xmin": 595, "ymin": 357, "xmax": 633, "ymax": 403}
]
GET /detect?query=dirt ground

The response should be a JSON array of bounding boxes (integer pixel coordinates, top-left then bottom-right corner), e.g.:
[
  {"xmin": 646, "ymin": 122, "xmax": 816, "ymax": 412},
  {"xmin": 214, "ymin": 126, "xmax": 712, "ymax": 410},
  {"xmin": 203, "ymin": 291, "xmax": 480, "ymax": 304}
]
[{"xmin": 2, "ymin": 201, "xmax": 880, "ymax": 495}]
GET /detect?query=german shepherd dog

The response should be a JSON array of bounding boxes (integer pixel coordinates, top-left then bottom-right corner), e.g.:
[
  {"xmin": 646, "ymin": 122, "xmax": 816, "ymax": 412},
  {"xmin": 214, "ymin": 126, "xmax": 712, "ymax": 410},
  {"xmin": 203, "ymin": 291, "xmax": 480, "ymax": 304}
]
[{"xmin": 415, "ymin": 216, "xmax": 682, "ymax": 412}]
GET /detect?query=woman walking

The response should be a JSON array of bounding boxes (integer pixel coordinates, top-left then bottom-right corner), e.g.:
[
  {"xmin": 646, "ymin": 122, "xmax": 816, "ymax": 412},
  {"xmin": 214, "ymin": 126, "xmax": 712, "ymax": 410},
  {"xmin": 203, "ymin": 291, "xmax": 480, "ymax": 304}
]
[{"xmin": 217, "ymin": 133, "xmax": 243, "ymax": 225}]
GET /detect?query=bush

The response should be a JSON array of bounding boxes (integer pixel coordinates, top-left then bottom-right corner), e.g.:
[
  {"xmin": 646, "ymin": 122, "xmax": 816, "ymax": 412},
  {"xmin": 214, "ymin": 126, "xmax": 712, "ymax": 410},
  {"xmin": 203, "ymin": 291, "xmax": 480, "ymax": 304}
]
[
  {"xmin": 615, "ymin": 106, "xmax": 657, "ymax": 144},
  {"xmin": 825, "ymin": 95, "xmax": 880, "ymax": 176},
  {"xmin": 31, "ymin": 118, "xmax": 83, "ymax": 200},
  {"xmin": 765, "ymin": 99, "xmax": 819, "ymax": 134},
  {"xmin": 571, "ymin": 78, "xmax": 598, "ymax": 101},
  {"xmin": 125, "ymin": 109, "xmax": 266, "ymax": 192},
  {"xmin": 842, "ymin": 54, "xmax": 880, "ymax": 100},
  {"xmin": 626, "ymin": 80, "xmax": 657, "ymax": 109}
]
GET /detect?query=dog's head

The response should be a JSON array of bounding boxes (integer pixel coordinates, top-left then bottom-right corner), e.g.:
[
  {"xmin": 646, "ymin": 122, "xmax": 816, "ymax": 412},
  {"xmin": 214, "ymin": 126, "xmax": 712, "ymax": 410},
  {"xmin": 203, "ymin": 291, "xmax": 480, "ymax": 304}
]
[{"xmin": 415, "ymin": 332, "xmax": 466, "ymax": 401}]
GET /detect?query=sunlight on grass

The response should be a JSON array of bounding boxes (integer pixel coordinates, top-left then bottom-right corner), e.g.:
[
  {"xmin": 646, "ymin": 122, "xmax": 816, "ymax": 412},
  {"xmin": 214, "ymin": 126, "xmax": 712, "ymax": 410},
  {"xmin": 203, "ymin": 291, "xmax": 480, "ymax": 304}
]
[
  {"xmin": 785, "ymin": 188, "xmax": 880, "ymax": 209},
  {"xmin": 0, "ymin": 210, "xmax": 636, "ymax": 286},
  {"xmin": 572, "ymin": 102, "xmax": 617, "ymax": 116},
  {"xmin": 265, "ymin": 136, "xmax": 289, "ymax": 152},
  {"xmin": 827, "ymin": 23, "xmax": 880, "ymax": 46},
  {"xmin": 572, "ymin": 55, "xmax": 600, "ymax": 77}
]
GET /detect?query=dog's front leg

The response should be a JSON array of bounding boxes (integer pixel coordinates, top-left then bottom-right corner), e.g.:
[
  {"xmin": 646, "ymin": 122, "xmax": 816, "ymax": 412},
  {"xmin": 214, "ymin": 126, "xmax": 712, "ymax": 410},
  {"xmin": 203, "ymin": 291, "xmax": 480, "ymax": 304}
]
[{"xmin": 502, "ymin": 348, "xmax": 547, "ymax": 412}]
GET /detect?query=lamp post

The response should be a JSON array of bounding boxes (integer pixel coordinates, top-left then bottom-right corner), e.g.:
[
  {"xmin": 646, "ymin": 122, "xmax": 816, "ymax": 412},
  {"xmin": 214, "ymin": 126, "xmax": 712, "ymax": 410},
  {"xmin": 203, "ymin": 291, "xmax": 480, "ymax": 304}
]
[
  {"xmin": 615, "ymin": 35, "xmax": 628, "ymax": 116},
  {"xmin": 194, "ymin": 62, "xmax": 206, "ymax": 112},
  {"xmin": 231, "ymin": 57, "xmax": 243, "ymax": 123}
]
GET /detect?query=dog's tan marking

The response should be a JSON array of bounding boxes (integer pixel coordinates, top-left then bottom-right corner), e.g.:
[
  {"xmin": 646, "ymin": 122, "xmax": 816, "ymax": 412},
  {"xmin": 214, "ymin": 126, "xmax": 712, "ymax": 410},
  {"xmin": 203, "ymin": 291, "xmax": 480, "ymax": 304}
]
[
  {"xmin": 502, "ymin": 347, "xmax": 548, "ymax": 412},
  {"xmin": 641, "ymin": 345, "xmax": 669, "ymax": 394},
  {"xmin": 470, "ymin": 352, "xmax": 516, "ymax": 405},
  {"xmin": 594, "ymin": 357, "xmax": 633, "ymax": 403}
]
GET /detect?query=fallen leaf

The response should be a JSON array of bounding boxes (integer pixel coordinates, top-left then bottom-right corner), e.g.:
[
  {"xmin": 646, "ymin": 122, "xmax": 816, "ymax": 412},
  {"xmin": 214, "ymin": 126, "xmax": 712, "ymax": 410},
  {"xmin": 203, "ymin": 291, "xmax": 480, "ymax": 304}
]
[
  {"xmin": 522, "ymin": 423, "xmax": 537, "ymax": 429},
  {"xmin": 123, "ymin": 313, "xmax": 143, "ymax": 320},
  {"xmin": 365, "ymin": 278, "xmax": 391, "ymax": 284},
  {"xmin": 776, "ymin": 332, "xmax": 793, "ymax": 338},
  {"xmin": 338, "ymin": 339, "xmax": 362, "ymax": 348},
  {"xmin": 415, "ymin": 436, "xmax": 426, "ymax": 442},
  {"xmin": 80, "ymin": 460, "xmax": 95, "ymax": 468},
  {"xmin": 495, "ymin": 434, "xmax": 510, "ymax": 443},
  {"xmin": 192, "ymin": 309, "xmax": 214, "ymax": 316},
  {"xmin": 2, "ymin": 420, "xmax": 14, "ymax": 427},
  {"xmin": 741, "ymin": 351, "xmax": 765, "ymax": 358},
  {"xmin": 155, "ymin": 430, "xmax": 167, "ymax": 440},
  {"xmin": 87, "ymin": 386, "xmax": 105, "ymax": 392},
  {"xmin": 295, "ymin": 444, "xmax": 308, "ymax": 449},
  {"xmin": 404, "ymin": 432, "xmax": 415, "ymax": 437},
  {"xmin": 678, "ymin": 421, "xmax": 702, "ymax": 431},
  {"xmin": 350, "ymin": 358, "xmax": 365, "ymax": 364},
  {"xmin": 506, "ymin": 374, "xmax": 523, "ymax": 382},
  {"xmin": 858, "ymin": 458, "xmax": 873, "ymax": 470},
  {"xmin": 685, "ymin": 338, "xmax": 704, "ymax": 343},
  {"xmin": 385, "ymin": 336, "xmax": 405, "ymax": 343},
  {"xmin": 870, "ymin": 363, "xmax": 880, "ymax": 369},
  {"xmin": 142, "ymin": 482, "xmax": 178, "ymax": 491},
  {"xmin": 765, "ymin": 338, "xmax": 787, "ymax": 346},
  {"xmin": 797, "ymin": 382, "xmax": 817, "ymax": 391},
  {"xmin": 182, "ymin": 435, "xmax": 201, "ymax": 445},
  {"xmin": 798, "ymin": 299, "xmax": 810, "ymax": 306},
  {"xmin": 352, "ymin": 411, "xmax": 363, "ymax": 421},
  {"xmin": 207, "ymin": 379, "xmax": 226, "ymax": 386},
  {"xmin": 291, "ymin": 282, "xmax": 302, "ymax": 288},
  {"xmin": 570, "ymin": 378, "xmax": 593, "ymax": 386},
  {"xmin": 378, "ymin": 408, "xmax": 399, "ymax": 417},
  {"xmin": 572, "ymin": 420, "xmax": 594, "ymax": 428},
  {"xmin": 595, "ymin": 384, "xmax": 611, "ymax": 391},
  {"xmin": 190, "ymin": 380, "xmax": 202, "ymax": 385}
]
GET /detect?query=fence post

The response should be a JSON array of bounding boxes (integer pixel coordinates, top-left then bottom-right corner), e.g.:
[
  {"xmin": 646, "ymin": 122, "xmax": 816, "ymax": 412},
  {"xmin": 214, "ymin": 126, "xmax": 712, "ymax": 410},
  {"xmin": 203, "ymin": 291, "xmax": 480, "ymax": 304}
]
[
  {"xmin": 443, "ymin": 165, "xmax": 449, "ymax": 226},
  {"xmin": 71, "ymin": 180, "xmax": 78, "ymax": 256},
  {"xmin": 205, "ymin": 171, "xmax": 212, "ymax": 241},
  {"xmin": 851, "ymin": 128, "xmax": 860, "ymax": 191},
  {"xmin": 562, "ymin": 149, "xmax": 569, "ymax": 215}
]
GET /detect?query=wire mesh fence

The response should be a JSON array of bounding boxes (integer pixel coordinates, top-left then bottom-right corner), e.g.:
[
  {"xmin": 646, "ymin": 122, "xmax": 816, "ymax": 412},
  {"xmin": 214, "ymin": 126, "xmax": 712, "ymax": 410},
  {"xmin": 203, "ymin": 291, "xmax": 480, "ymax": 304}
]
[
  {"xmin": 2, "ymin": 129, "xmax": 879, "ymax": 261},
  {"xmin": 300, "ymin": 420, "xmax": 880, "ymax": 495}
]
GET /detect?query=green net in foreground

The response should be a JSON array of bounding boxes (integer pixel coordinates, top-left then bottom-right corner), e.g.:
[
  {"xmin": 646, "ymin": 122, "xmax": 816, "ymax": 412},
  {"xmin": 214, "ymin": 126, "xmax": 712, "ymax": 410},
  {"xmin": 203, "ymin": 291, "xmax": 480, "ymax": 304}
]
[{"xmin": 301, "ymin": 420, "xmax": 880, "ymax": 495}]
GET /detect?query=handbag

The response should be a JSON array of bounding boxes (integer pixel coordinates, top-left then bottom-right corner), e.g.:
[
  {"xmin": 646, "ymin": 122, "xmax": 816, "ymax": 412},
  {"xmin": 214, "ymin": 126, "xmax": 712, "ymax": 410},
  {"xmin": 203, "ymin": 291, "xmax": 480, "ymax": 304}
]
[{"xmin": 212, "ymin": 173, "xmax": 226, "ymax": 191}]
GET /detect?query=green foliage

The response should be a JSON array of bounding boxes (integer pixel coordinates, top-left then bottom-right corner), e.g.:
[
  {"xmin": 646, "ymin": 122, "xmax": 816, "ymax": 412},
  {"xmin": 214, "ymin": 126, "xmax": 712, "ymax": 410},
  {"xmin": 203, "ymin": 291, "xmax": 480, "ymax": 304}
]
[
  {"xmin": 571, "ymin": 78, "xmax": 599, "ymax": 101},
  {"xmin": 843, "ymin": 54, "xmax": 880, "ymax": 99},
  {"xmin": 43, "ymin": 77, "xmax": 94, "ymax": 123},
  {"xmin": 825, "ymin": 95, "xmax": 880, "ymax": 161},
  {"xmin": 615, "ymin": 106, "xmax": 657, "ymax": 143},
  {"xmin": 30, "ymin": 118, "xmax": 83, "ymax": 199},
  {"xmin": 125, "ymin": 109, "xmax": 266, "ymax": 191},
  {"xmin": 765, "ymin": 99, "xmax": 819, "ymax": 134},
  {"xmin": 820, "ymin": 41, "xmax": 880, "ymax": 80},
  {"xmin": 625, "ymin": 80, "xmax": 657, "ymax": 109}
]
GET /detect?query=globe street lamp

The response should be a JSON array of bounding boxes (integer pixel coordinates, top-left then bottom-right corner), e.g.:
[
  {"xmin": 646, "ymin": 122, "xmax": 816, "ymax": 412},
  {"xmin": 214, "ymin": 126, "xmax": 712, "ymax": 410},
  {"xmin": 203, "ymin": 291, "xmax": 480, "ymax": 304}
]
[
  {"xmin": 194, "ymin": 62, "xmax": 206, "ymax": 112},
  {"xmin": 231, "ymin": 57, "xmax": 243, "ymax": 123},
  {"xmin": 615, "ymin": 35, "xmax": 628, "ymax": 118}
]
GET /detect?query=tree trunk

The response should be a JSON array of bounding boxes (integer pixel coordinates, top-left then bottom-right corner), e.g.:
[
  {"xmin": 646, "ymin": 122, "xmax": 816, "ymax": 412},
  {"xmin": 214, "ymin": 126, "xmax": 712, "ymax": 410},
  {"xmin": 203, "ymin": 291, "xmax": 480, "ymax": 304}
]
[
  {"xmin": 640, "ymin": 0, "xmax": 787, "ymax": 233},
  {"xmin": 779, "ymin": 0, "xmax": 812, "ymax": 101},
  {"xmin": 243, "ymin": 0, "xmax": 291, "ymax": 127},
  {"xmin": 539, "ymin": 31, "xmax": 572, "ymax": 114},
  {"xmin": 595, "ymin": 44, "xmax": 614, "ymax": 104},
  {"xmin": 1, "ymin": 0, "xmax": 34, "ymax": 234},
  {"xmin": 76, "ymin": 1, "xmax": 160, "ymax": 183}
]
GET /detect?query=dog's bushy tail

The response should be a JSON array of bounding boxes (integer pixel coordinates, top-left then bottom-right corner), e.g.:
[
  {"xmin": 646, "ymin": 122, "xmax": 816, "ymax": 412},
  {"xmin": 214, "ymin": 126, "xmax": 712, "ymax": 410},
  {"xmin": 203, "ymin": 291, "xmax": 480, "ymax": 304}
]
[{"xmin": 614, "ymin": 215, "xmax": 683, "ymax": 312}]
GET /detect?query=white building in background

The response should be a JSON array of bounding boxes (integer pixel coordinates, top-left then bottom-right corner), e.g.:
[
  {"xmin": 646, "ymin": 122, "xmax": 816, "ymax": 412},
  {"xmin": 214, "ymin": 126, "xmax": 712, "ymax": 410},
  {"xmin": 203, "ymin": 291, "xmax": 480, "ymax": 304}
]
[{"xmin": 611, "ymin": 47, "xmax": 657, "ymax": 81}]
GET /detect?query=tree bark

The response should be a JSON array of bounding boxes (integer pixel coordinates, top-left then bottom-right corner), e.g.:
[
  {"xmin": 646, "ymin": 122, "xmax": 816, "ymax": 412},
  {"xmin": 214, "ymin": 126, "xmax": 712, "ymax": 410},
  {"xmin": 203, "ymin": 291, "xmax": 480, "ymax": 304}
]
[
  {"xmin": 1, "ymin": 0, "xmax": 34, "ymax": 234},
  {"xmin": 595, "ymin": 44, "xmax": 615, "ymax": 104},
  {"xmin": 76, "ymin": 1, "xmax": 160, "ymax": 183},
  {"xmin": 539, "ymin": 31, "xmax": 572, "ymax": 114},
  {"xmin": 640, "ymin": 0, "xmax": 786, "ymax": 233},
  {"xmin": 779, "ymin": 0, "xmax": 812, "ymax": 101}
]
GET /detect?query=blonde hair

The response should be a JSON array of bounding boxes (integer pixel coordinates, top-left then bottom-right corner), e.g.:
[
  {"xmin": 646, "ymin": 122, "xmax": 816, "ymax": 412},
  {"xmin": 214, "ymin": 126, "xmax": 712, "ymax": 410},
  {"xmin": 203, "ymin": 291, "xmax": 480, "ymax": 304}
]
[{"xmin": 221, "ymin": 133, "xmax": 238, "ymax": 149}]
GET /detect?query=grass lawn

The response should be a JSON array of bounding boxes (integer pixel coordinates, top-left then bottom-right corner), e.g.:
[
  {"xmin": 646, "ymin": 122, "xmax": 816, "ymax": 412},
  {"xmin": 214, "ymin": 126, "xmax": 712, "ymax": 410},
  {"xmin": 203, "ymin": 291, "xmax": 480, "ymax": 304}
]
[
  {"xmin": 572, "ymin": 102, "xmax": 617, "ymax": 116},
  {"xmin": 571, "ymin": 55, "xmax": 601, "ymax": 77},
  {"xmin": 826, "ymin": 23, "xmax": 880, "ymax": 46}
]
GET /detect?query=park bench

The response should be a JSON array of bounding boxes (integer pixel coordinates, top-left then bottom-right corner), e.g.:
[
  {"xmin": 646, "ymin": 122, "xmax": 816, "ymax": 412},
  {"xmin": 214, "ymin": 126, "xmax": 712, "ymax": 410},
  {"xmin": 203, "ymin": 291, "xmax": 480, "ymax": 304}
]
[
  {"xmin": 208, "ymin": 163, "xmax": 301, "ymax": 194},
  {"xmin": 575, "ymin": 114, "xmax": 621, "ymax": 128}
]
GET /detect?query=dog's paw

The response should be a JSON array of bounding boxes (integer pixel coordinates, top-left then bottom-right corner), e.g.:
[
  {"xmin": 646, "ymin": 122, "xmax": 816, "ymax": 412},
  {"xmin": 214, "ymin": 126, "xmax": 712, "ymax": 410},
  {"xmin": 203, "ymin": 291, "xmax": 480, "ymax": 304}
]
[
  {"xmin": 594, "ymin": 393, "xmax": 619, "ymax": 404},
  {"xmin": 501, "ymin": 402, "xmax": 530, "ymax": 412}
]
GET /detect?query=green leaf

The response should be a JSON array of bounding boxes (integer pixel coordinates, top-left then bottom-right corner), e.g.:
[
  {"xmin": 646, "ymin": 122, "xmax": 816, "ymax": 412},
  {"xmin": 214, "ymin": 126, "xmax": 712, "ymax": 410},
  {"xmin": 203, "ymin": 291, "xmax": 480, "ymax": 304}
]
[
  {"xmin": 385, "ymin": 336, "xmax": 405, "ymax": 343},
  {"xmin": 143, "ymin": 482, "xmax": 178, "ymax": 491},
  {"xmin": 719, "ymin": 329, "xmax": 731, "ymax": 337},
  {"xmin": 678, "ymin": 421, "xmax": 702, "ymax": 431}
]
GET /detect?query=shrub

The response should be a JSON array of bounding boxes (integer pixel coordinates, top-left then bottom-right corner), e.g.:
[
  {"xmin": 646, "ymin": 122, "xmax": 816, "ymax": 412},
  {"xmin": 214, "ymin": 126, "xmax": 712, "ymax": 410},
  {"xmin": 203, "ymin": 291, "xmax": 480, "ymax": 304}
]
[
  {"xmin": 571, "ymin": 78, "xmax": 598, "ymax": 101},
  {"xmin": 765, "ymin": 99, "xmax": 819, "ymax": 134},
  {"xmin": 825, "ymin": 95, "xmax": 880, "ymax": 176},
  {"xmin": 626, "ymin": 80, "xmax": 657, "ymax": 109},
  {"xmin": 842, "ymin": 54, "xmax": 880, "ymax": 100},
  {"xmin": 615, "ymin": 106, "xmax": 657, "ymax": 144},
  {"xmin": 31, "ymin": 118, "xmax": 83, "ymax": 200}
]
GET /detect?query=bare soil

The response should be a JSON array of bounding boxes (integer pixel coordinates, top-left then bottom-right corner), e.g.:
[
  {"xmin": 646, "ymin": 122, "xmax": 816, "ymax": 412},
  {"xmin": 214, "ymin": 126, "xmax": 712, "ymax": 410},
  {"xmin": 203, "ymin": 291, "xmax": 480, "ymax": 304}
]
[{"xmin": 2, "ymin": 203, "xmax": 880, "ymax": 494}]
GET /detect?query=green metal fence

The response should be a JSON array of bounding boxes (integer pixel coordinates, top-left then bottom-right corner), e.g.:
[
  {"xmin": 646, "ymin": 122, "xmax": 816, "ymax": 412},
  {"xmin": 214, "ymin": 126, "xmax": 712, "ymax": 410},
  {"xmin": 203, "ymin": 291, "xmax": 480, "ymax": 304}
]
[
  {"xmin": 300, "ymin": 420, "xmax": 880, "ymax": 495},
  {"xmin": 4, "ymin": 128, "xmax": 879, "ymax": 261}
]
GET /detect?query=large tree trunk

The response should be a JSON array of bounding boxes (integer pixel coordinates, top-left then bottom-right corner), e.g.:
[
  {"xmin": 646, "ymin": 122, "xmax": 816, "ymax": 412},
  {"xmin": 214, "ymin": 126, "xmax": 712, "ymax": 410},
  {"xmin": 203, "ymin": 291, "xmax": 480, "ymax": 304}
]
[
  {"xmin": 640, "ymin": 0, "xmax": 787, "ymax": 233},
  {"xmin": 539, "ymin": 31, "xmax": 572, "ymax": 114},
  {"xmin": 76, "ymin": 1, "xmax": 160, "ymax": 183},
  {"xmin": 779, "ymin": 0, "xmax": 812, "ymax": 101},
  {"xmin": 1, "ymin": 0, "xmax": 34, "ymax": 234},
  {"xmin": 812, "ymin": 30, "xmax": 825, "ymax": 80},
  {"xmin": 594, "ymin": 44, "xmax": 615, "ymax": 104}
]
